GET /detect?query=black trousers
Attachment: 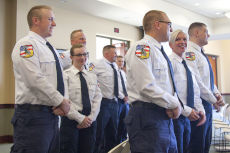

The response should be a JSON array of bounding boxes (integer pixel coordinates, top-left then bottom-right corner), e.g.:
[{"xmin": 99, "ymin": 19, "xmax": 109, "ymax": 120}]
[
  {"xmin": 60, "ymin": 116, "xmax": 97, "ymax": 153},
  {"xmin": 10, "ymin": 104, "xmax": 59, "ymax": 153}
]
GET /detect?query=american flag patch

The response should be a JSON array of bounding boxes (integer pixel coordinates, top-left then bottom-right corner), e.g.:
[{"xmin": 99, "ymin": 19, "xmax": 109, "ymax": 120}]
[
  {"xmin": 20, "ymin": 45, "xmax": 34, "ymax": 58},
  {"xmin": 185, "ymin": 52, "xmax": 195, "ymax": 61},
  {"xmin": 135, "ymin": 45, "xmax": 150, "ymax": 59}
]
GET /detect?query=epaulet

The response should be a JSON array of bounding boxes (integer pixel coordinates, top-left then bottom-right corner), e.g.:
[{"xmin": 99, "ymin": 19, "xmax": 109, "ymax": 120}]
[
  {"xmin": 135, "ymin": 44, "xmax": 150, "ymax": 59},
  {"xmin": 185, "ymin": 52, "xmax": 195, "ymax": 61}
]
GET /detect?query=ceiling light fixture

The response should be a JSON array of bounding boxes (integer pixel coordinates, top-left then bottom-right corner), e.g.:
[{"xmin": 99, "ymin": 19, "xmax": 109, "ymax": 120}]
[
  {"xmin": 194, "ymin": 3, "xmax": 200, "ymax": 6},
  {"xmin": 225, "ymin": 12, "xmax": 230, "ymax": 18}
]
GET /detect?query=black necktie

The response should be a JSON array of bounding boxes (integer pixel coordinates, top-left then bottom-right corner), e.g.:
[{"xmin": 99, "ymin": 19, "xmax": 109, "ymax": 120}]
[
  {"xmin": 46, "ymin": 42, "xmax": 64, "ymax": 96},
  {"xmin": 201, "ymin": 49, "xmax": 214, "ymax": 91},
  {"xmin": 182, "ymin": 60, "xmax": 194, "ymax": 108},
  {"xmin": 120, "ymin": 71, "xmax": 128, "ymax": 97},
  {"xmin": 110, "ymin": 64, "xmax": 119, "ymax": 98},
  {"xmin": 79, "ymin": 71, "xmax": 91, "ymax": 116},
  {"xmin": 160, "ymin": 46, "xmax": 184, "ymax": 108}
]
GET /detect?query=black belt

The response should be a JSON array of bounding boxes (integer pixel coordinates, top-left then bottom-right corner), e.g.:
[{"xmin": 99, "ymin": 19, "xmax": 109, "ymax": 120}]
[
  {"xmin": 131, "ymin": 101, "xmax": 163, "ymax": 110},
  {"xmin": 15, "ymin": 104, "xmax": 52, "ymax": 112},
  {"xmin": 102, "ymin": 97, "xmax": 118, "ymax": 102}
]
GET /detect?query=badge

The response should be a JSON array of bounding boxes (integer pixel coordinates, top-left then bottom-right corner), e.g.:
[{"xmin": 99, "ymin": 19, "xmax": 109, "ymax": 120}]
[
  {"xmin": 88, "ymin": 63, "xmax": 95, "ymax": 71},
  {"xmin": 135, "ymin": 45, "xmax": 150, "ymax": 59},
  {"xmin": 20, "ymin": 45, "xmax": 34, "ymax": 58},
  {"xmin": 185, "ymin": 52, "xmax": 195, "ymax": 61}
]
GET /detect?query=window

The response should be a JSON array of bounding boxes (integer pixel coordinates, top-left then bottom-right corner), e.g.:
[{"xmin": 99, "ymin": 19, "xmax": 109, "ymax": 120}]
[{"xmin": 96, "ymin": 35, "xmax": 130, "ymax": 59}]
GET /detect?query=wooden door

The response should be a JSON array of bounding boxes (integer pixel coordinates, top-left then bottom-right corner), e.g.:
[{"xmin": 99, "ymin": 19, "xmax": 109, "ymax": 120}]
[{"xmin": 207, "ymin": 55, "xmax": 218, "ymax": 87}]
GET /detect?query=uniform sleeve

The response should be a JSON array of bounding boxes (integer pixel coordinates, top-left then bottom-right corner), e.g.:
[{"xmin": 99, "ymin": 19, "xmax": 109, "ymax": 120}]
[
  {"xmin": 61, "ymin": 50, "xmax": 72, "ymax": 70},
  {"xmin": 186, "ymin": 54, "xmax": 217, "ymax": 104},
  {"xmin": 194, "ymin": 74, "xmax": 217, "ymax": 104},
  {"xmin": 67, "ymin": 102, "xmax": 86, "ymax": 124},
  {"xmin": 126, "ymin": 44, "xmax": 180, "ymax": 109},
  {"xmin": 88, "ymin": 78, "xmax": 102, "ymax": 122},
  {"xmin": 12, "ymin": 42, "xmax": 63, "ymax": 106},
  {"xmin": 181, "ymin": 105, "xmax": 192, "ymax": 117}
]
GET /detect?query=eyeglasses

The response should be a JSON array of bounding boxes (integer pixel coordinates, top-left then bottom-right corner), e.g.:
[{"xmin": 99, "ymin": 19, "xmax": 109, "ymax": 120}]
[
  {"xmin": 72, "ymin": 52, "xmax": 89, "ymax": 57},
  {"xmin": 159, "ymin": 21, "xmax": 172, "ymax": 28}
]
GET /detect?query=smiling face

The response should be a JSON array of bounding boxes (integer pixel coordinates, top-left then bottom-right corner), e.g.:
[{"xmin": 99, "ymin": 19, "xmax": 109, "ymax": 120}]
[
  {"xmin": 71, "ymin": 31, "xmax": 86, "ymax": 46},
  {"xmin": 70, "ymin": 47, "xmax": 87, "ymax": 70},
  {"xmin": 170, "ymin": 32, "xmax": 187, "ymax": 57},
  {"xmin": 32, "ymin": 8, "xmax": 56, "ymax": 38}
]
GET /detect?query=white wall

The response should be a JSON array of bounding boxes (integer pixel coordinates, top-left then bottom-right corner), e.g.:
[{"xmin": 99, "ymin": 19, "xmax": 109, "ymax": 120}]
[
  {"xmin": 204, "ymin": 39, "xmax": 230, "ymax": 93},
  {"xmin": 16, "ymin": 0, "xmax": 141, "ymax": 62}
]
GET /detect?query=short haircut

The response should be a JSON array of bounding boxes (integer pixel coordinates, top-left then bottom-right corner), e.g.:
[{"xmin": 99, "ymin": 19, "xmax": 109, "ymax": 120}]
[
  {"xmin": 103, "ymin": 45, "xmax": 116, "ymax": 54},
  {"xmin": 70, "ymin": 29, "xmax": 83, "ymax": 40},
  {"xmin": 70, "ymin": 44, "xmax": 85, "ymax": 56},
  {"xmin": 188, "ymin": 22, "xmax": 206, "ymax": 36},
  {"xmin": 117, "ymin": 55, "xmax": 124, "ymax": 59},
  {"xmin": 27, "ymin": 5, "xmax": 52, "ymax": 28},
  {"xmin": 143, "ymin": 10, "xmax": 165, "ymax": 32},
  {"xmin": 169, "ymin": 29, "xmax": 186, "ymax": 44}
]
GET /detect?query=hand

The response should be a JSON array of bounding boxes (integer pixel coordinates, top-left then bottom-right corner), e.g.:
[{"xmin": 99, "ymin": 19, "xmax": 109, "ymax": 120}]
[
  {"xmin": 188, "ymin": 109, "xmax": 200, "ymax": 121},
  {"xmin": 215, "ymin": 94, "xmax": 225, "ymax": 107},
  {"xmin": 213, "ymin": 103, "xmax": 220, "ymax": 112},
  {"xmin": 53, "ymin": 107, "xmax": 65, "ymax": 116},
  {"xmin": 53, "ymin": 99, "xmax": 70, "ymax": 116},
  {"xmin": 77, "ymin": 117, "xmax": 92, "ymax": 129},
  {"xmin": 123, "ymin": 96, "xmax": 129, "ymax": 103},
  {"xmin": 166, "ymin": 106, "xmax": 181, "ymax": 119},
  {"xmin": 197, "ymin": 111, "xmax": 206, "ymax": 126}
]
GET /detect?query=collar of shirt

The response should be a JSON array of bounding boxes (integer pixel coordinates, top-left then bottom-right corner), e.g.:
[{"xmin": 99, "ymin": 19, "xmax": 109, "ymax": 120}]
[
  {"xmin": 144, "ymin": 34, "xmax": 162, "ymax": 50},
  {"xmin": 171, "ymin": 51, "xmax": 183, "ymax": 63},
  {"xmin": 188, "ymin": 41, "xmax": 201, "ymax": 52},
  {"xmin": 28, "ymin": 31, "xmax": 47, "ymax": 45},
  {"xmin": 103, "ymin": 57, "xmax": 118, "ymax": 69},
  {"xmin": 70, "ymin": 65, "xmax": 87, "ymax": 76}
]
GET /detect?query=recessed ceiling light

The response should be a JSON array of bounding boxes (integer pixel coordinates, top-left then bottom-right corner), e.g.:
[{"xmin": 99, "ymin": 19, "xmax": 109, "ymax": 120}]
[
  {"xmin": 194, "ymin": 3, "xmax": 200, "ymax": 6},
  {"xmin": 216, "ymin": 12, "xmax": 221, "ymax": 15}
]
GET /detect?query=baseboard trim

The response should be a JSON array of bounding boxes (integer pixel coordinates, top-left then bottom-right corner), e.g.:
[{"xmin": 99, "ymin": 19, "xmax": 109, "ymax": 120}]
[
  {"xmin": 0, "ymin": 135, "xmax": 13, "ymax": 143},
  {"xmin": 0, "ymin": 104, "xmax": 15, "ymax": 109}
]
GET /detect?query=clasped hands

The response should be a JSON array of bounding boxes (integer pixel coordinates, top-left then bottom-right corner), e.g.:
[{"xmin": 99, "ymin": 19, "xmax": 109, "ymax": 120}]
[
  {"xmin": 166, "ymin": 106, "xmax": 206, "ymax": 126},
  {"xmin": 213, "ymin": 93, "xmax": 225, "ymax": 112},
  {"xmin": 52, "ymin": 99, "xmax": 71, "ymax": 116}
]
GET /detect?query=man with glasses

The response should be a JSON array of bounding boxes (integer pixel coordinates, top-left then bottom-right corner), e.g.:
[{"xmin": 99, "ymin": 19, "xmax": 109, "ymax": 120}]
[
  {"xmin": 125, "ymin": 10, "xmax": 182, "ymax": 153},
  {"xmin": 60, "ymin": 44, "xmax": 102, "ymax": 153}
]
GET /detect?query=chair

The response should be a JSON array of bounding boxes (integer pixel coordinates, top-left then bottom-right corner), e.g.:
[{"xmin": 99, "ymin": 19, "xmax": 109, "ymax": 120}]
[{"xmin": 108, "ymin": 140, "xmax": 130, "ymax": 153}]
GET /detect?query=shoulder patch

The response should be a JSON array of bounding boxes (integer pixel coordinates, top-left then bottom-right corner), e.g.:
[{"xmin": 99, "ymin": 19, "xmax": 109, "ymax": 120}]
[
  {"xmin": 88, "ymin": 63, "xmax": 95, "ymax": 71},
  {"xmin": 20, "ymin": 45, "xmax": 34, "ymax": 58},
  {"xmin": 185, "ymin": 52, "xmax": 195, "ymax": 61},
  {"xmin": 135, "ymin": 45, "xmax": 150, "ymax": 59}
]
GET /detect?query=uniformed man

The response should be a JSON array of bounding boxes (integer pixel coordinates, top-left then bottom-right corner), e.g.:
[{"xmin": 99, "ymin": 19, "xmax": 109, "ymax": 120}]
[
  {"xmin": 169, "ymin": 29, "xmax": 220, "ymax": 153},
  {"xmin": 116, "ymin": 55, "xmax": 129, "ymax": 144},
  {"xmin": 125, "ymin": 10, "xmax": 182, "ymax": 153},
  {"xmin": 11, "ymin": 5, "xmax": 70, "ymax": 153},
  {"xmin": 92, "ymin": 45, "xmax": 125, "ymax": 153},
  {"xmin": 61, "ymin": 29, "xmax": 87, "ymax": 70},
  {"xmin": 60, "ymin": 44, "xmax": 102, "ymax": 153},
  {"xmin": 185, "ymin": 22, "xmax": 224, "ymax": 153}
]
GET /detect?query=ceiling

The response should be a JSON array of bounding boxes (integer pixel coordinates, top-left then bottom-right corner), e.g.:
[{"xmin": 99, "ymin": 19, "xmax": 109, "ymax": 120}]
[
  {"xmin": 53, "ymin": 0, "xmax": 230, "ymax": 26},
  {"xmin": 164, "ymin": 0, "xmax": 230, "ymax": 18}
]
